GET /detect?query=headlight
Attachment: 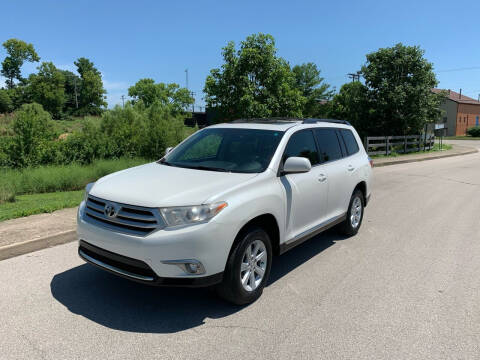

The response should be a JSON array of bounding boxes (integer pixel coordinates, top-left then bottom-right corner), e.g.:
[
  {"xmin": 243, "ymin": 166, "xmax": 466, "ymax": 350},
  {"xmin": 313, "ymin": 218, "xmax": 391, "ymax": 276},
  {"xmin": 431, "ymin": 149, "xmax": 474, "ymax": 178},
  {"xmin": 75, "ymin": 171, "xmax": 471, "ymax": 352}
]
[
  {"xmin": 84, "ymin": 182, "xmax": 95, "ymax": 202},
  {"xmin": 160, "ymin": 202, "xmax": 227, "ymax": 227}
]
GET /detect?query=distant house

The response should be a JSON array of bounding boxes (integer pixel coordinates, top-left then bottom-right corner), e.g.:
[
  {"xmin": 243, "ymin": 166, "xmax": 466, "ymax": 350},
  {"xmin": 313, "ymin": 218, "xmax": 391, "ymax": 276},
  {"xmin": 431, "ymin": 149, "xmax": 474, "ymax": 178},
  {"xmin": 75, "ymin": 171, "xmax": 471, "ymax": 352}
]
[{"xmin": 433, "ymin": 89, "xmax": 480, "ymax": 136}]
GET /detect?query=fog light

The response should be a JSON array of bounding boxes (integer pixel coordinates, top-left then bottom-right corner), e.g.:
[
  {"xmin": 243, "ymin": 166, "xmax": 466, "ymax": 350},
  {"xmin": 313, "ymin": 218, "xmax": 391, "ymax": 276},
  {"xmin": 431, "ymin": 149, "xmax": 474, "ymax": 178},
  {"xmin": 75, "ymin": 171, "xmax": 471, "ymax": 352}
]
[
  {"xmin": 186, "ymin": 263, "xmax": 199, "ymax": 273},
  {"xmin": 161, "ymin": 259, "xmax": 206, "ymax": 275}
]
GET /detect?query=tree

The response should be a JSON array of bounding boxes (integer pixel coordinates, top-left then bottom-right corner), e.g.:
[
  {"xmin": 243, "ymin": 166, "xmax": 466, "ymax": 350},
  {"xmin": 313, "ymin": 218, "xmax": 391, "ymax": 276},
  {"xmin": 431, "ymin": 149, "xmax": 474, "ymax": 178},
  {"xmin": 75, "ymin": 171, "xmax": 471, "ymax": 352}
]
[
  {"xmin": 0, "ymin": 89, "xmax": 12, "ymax": 113},
  {"xmin": 327, "ymin": 82, "xmax": 371, "ymax": 138},
  {"xmin": 1, "ymin": 39, "xmax": 40, "ymax": 89},
  {"xmin": 74, "ymin": 57, "xmax": 106, "ymax": 115},
  {"xmin": 292, "ymin": 63, "xmax": 333, "ymax": 117},
  {"xmin": 128, "ymin": 78, "xmax": 194, "ymax": 113},
  {"xmin": 204, "ymin": 33, "xmax": 305, "ymax": 120},
  {"xmin": 361, "ymin": 43, "xmax": 443, "ymax": 135},
  {"xmin": 74, "ymin": 57, "xmax": 101, "ymax": 77},
  {"xmin": 27, "ymin": 62, "xmax": 66, "ymax": 118},
  {"xmin": 60, "ymin": 70, "xmax": 81, "ymax": 114}
]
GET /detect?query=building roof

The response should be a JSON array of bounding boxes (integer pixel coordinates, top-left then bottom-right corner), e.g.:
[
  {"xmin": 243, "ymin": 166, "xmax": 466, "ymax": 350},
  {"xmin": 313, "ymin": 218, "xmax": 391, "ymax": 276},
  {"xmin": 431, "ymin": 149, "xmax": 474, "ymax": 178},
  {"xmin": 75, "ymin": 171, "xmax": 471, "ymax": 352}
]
[{"xmin": 433, "ymin": 88, "xmax": 480, "ymax": 105}]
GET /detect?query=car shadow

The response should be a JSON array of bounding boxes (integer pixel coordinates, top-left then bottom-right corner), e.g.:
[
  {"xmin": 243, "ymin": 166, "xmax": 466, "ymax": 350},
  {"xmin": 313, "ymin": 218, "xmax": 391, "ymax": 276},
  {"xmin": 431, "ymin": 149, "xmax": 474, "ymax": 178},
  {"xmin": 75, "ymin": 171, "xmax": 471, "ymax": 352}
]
[{"xmin": 50, "ymin": 230, "xmax": 348, "ymax": 333}]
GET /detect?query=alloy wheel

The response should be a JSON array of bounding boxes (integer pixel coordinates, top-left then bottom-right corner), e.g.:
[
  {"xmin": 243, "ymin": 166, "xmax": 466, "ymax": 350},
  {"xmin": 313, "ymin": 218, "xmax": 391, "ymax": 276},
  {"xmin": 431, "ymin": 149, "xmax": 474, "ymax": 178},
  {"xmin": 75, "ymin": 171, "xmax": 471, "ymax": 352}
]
[
  {"xmin": 240, "ymin": 239, "xmax": 267, "ymax": 292},
  {"xmin": 350, "ymin": 196, "xmax": 362, "ymax": 228}
]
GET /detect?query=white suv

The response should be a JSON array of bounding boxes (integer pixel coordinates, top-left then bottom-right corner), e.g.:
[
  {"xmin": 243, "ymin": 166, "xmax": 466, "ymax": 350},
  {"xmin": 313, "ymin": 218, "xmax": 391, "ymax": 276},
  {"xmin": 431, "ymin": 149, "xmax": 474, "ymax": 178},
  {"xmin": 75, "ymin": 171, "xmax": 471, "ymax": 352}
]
[{"xmin": 77, "ymin": 118, "xmax": 372, "ymax": 304}]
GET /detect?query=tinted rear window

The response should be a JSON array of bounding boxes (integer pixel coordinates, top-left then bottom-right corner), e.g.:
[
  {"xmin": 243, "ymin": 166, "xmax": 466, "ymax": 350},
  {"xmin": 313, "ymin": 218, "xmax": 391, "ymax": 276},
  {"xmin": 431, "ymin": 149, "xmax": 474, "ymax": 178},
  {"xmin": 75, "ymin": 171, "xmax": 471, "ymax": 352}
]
[
  {"xmin": 340, "ymin": 129, "xmax": 359, "ymax": 155},
  {"xmin": 314, "ymin": 129, "xmax": 343, "ymax": 162}
]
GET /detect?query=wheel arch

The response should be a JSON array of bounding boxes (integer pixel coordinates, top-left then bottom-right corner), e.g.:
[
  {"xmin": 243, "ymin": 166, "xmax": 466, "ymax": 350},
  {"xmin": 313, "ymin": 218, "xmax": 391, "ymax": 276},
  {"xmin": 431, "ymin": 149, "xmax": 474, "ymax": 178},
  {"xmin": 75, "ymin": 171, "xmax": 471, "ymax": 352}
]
[
  {"xmin": 353, "ymin": 181, "xmax": 367, "ymax": 205},
  {"xmin": 228, "ymin": 213, "xmax": 281, "ymax": 260}
]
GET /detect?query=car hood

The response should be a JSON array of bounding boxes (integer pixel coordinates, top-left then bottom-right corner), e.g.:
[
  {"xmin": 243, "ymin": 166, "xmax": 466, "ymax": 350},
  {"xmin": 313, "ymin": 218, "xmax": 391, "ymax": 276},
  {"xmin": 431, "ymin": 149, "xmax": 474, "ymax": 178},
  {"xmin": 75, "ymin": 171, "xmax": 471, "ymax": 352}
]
[{"xmin": 89, "ymin": 162, "xmax": 258, "ymax": 207}]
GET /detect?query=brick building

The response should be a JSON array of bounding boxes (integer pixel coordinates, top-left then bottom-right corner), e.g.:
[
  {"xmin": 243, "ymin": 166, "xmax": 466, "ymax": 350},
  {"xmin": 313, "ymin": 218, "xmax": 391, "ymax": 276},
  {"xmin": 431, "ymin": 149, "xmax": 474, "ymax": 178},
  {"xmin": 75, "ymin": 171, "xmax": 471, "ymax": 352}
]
[{"xmin": 433, "ymin": 89, "xmax": 480, "ymax": 136}]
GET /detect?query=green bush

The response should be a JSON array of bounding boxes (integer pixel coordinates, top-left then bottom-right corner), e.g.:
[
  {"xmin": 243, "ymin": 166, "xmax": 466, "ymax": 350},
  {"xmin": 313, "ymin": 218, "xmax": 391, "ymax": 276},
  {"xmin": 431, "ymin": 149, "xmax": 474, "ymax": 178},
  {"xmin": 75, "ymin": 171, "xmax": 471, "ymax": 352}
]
[
  {"xmin": 58, "ymin": 119, "xmax": 108, "ymax": 164},
  {"xmin": 8, "ymin": 103, "xmax": 55, "ymax": 167},
  {"xmin": 139, "ymin": 102, "xmax": 187, "ymax": 159},
  {"xmin": 100, "ymin": 102, "xmax": 190, "ymax": 160},
  {"xmin": 0, "ymin": 89, "xmax": 13, "ymax": 113},
  {"xmin": 467, "ymin": 126, "xmax": 480, "ymax": 137},
  {"xmin": 100, "ymin": 104, "xmax": 146, "ymax": 158},
  {"xmin": 1, "ymin": 101, "xmax": 197, "ymax": 169}
]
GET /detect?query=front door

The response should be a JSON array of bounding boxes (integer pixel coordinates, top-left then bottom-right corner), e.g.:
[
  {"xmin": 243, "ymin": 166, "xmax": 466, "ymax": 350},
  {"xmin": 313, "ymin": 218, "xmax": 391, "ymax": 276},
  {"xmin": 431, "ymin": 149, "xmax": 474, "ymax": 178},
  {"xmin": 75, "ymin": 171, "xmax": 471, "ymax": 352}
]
[{"xmin": 280, "ymin": 130, "xmax": 328, "ymax": 240}]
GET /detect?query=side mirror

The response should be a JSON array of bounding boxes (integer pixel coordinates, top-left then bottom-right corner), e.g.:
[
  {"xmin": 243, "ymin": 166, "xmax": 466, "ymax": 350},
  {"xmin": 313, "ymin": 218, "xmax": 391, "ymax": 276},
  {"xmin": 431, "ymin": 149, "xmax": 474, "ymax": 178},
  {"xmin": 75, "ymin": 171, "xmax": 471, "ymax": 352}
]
[
  {"xmin": 165, "ymin": 147, "xmax": 173, "ymax": 155},
  {"xmin": 282, "ymin": 157, "xmax": 312, "ymax": 174}
]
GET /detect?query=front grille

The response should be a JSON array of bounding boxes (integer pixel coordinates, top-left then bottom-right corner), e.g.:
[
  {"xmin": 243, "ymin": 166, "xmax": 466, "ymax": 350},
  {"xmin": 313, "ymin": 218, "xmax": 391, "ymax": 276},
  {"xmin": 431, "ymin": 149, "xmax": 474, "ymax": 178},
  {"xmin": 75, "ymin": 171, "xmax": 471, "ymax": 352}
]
[{"xmin": 83, "ymin": 195, "xmax": 164, "ymax": 236}]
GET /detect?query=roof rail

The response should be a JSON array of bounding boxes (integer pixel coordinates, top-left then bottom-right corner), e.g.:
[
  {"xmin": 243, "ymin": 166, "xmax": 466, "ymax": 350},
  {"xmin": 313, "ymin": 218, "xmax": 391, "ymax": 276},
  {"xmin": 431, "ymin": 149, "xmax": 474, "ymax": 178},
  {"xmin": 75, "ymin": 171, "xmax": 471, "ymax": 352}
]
[
  {"xmin": 231, "ymin": 117, "xmax": 302, "ymax": 124},
  {"xmin": 302, "ymin": 118, "xmax": 351, "ymax": 126}
]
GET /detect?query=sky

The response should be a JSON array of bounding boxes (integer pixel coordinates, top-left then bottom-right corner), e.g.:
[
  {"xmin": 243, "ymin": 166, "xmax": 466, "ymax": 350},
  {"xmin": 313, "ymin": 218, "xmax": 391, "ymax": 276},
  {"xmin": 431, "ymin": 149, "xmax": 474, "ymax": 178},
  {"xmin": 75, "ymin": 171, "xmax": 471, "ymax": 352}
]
[{"xmin": 1, "ymin": 0, "xmax": 480, "ymax": 108}]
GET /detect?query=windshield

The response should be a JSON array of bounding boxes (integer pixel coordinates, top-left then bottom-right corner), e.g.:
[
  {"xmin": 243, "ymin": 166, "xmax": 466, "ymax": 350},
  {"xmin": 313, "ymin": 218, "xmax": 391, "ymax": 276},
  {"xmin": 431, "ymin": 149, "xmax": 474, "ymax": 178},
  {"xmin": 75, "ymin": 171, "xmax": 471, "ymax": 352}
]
[{"xmin": 161, "ymin": 128, "xmax": 284, "ymax": 173}]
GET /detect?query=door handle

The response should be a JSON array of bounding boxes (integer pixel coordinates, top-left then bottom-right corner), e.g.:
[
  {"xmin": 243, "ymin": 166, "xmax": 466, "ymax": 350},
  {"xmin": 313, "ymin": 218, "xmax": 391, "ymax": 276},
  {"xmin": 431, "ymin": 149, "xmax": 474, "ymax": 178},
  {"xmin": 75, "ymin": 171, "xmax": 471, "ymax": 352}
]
[
  {"xmin": 318, "ymin": 174, "xmax": 327, "ymax": 182},
  {"xmin": 347, "ymin": 165, "xmax": 355, "ymax": 172}
]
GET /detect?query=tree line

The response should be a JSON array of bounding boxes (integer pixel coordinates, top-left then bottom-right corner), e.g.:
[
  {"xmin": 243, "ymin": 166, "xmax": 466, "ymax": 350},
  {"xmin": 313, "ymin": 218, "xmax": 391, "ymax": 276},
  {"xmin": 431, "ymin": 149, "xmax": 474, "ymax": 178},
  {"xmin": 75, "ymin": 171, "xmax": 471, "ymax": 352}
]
[
  {"xmin": 0, "ymin": 33, "xmax": 447, "ymax": 169},
  {"xmin": 0, "ymin": 39, "xmax": 107, "ymax": 118},
  {"xmin": 203, "ymin": 34, "xmax": 445, "ymax": 138},
  {"xmin": 1, "ymin": 34, "xmax": 445, "ymax": 138}
]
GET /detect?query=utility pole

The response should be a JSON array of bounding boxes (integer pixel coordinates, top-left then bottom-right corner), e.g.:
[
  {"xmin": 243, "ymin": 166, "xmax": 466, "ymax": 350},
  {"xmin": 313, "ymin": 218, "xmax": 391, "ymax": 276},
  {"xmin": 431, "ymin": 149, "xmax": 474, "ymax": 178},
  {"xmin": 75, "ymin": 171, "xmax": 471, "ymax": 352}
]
[
  {"xmin": 190, "ymin": 91, "xmax": 195, "ymax": 112},
  {"xmin": 185, "ymin": 69, "xmax": 189, "ymax": 90},
  {"xmin": 347, "ymin": 72, "xmax": 361, "ymax": 82},
  {"xmin": 121, "ymin": 95, "xmax": 125, "ymax": 108}
]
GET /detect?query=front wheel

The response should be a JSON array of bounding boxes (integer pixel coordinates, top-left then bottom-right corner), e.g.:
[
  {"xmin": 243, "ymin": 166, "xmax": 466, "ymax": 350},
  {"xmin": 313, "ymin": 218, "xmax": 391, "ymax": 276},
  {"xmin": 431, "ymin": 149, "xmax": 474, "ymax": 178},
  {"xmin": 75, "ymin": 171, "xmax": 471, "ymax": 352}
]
[
  {"xmin": 337, "ymin": 190, "xmax": 364, "ymax": 236},
  {"xmin": 216, "ymin": 226, "xmax": 272, "ymax": 305}
]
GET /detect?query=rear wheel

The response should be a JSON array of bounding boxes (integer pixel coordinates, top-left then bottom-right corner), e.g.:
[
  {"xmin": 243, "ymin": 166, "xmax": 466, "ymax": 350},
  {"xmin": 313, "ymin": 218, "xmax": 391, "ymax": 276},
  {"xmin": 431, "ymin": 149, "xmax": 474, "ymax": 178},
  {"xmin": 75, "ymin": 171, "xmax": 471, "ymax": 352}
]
[
  {"xmin": 337, "ymin": 190, "xmax": 364, "ymax": 236},
  {"xmin": 216, "ymin": 226, "xmax": 272, "ymax": 305}
]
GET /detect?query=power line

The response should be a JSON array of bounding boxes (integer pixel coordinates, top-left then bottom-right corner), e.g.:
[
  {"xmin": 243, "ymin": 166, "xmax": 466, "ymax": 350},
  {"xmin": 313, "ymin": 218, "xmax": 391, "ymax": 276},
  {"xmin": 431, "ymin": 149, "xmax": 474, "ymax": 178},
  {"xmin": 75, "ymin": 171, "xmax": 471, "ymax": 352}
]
[
  {"xmin": 437, "ymin": 66, "xmax": 480, "ymax": 73},
  {"xmin": 347, "ymin": 71, "xmax": 361, "ymax": 82}
]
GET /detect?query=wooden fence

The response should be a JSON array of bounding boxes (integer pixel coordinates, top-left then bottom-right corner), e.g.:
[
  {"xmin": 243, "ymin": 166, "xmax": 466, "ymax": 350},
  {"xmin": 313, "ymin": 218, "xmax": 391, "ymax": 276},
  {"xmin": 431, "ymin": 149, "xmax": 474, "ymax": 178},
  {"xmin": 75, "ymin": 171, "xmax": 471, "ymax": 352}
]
[{"xmin": 364, "ymin": 135, "xmax": 435, "ymax": 156}]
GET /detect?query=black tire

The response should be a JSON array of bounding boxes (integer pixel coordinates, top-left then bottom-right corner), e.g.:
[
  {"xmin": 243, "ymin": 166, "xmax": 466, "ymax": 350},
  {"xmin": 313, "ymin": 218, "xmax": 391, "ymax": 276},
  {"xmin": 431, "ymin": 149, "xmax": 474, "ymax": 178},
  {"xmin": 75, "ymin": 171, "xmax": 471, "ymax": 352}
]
[
  {"xmin": 216, "ymin": 226, "xmax": 272, "ymax": 305},
  {"xmin": 337, "ymin": 189, "xmax": 364, "ymax": 236}
]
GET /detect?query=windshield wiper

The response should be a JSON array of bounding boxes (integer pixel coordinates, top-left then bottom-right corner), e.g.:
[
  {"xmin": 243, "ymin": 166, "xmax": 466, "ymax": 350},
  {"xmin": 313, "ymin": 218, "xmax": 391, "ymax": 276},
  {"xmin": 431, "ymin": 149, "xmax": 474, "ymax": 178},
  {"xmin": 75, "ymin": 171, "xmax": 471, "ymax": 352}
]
[
  {"xmin": 187, "ymin": 165, "xmax": 229, "ymax": 172},
  {"xmin": 158, "ymin": 160, "xmax": 228, "ymax": 172}
]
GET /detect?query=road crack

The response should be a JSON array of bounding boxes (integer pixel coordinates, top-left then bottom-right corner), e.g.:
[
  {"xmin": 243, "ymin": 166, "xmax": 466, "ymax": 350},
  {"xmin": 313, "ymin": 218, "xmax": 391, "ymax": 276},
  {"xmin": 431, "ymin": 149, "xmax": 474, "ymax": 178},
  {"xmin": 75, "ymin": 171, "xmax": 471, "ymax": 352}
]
[{"xmin": 14, "ymin": 328, "xmax": 48, "ymax": 360}]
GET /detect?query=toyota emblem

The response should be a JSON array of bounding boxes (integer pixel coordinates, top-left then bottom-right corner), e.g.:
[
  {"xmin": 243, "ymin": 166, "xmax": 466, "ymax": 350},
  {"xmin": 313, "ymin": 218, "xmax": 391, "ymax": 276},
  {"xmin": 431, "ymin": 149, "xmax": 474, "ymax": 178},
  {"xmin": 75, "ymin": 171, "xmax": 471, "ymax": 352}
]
[{"xmin": 104, "ymin": 203, "xmax": 118, "ymax": 218}]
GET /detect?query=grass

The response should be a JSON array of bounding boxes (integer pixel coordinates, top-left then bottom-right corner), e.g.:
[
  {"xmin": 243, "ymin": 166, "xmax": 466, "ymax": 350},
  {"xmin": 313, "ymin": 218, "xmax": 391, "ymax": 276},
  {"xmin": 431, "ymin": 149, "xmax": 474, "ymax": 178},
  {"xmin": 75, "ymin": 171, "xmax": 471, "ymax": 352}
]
[
  {"xmin": 444, "ymin": 136, "xmax": 480, "ymax": 140},
  {"xmin": 1, "ymin": 115, "xmax": 102, "ymax": 138},
  {"xmin": 0, "ymin": 113, "xmax": 14, "ymax": 136},
  {"xmin": 0, "ymin": 157, "xmax": 149, "ymax": 203},
  {"xmin": 51, "ymin": 116, "xmax": 102, "ymax": 135},
  {"xmin": 0, "ymin": 190, "xmax": 83, "ymax": 221},
  {"xmin": 371, "ymin": 143, "xmax": 453, "ymax": 158}
]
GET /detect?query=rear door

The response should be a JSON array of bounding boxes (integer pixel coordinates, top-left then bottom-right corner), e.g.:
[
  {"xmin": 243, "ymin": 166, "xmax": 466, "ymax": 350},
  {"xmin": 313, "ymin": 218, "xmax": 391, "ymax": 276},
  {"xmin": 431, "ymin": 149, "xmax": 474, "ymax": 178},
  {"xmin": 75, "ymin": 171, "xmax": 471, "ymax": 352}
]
[
  {"xmin": 313, "ymin": 128, "xmax": 351, "ymax": 219},
  {"xmin": 280, "ymin": 129, "xmax": 328, "ymax": 239},
  {"xmin": 338, "ymin": 127, "xmax": 365, "ymax": 198}
]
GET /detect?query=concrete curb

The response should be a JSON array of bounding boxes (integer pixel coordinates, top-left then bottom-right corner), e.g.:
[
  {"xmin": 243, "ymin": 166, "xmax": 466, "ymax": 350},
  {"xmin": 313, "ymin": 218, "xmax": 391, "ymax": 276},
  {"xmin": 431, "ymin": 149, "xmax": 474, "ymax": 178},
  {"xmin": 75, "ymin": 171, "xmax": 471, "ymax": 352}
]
[
  {"xmin": 373, "ymin": 148, "xmax": 478, "ymax": 167},
  {"xmin": 0, "ymin": 230, "xmax": 76, "ymax": 261}
]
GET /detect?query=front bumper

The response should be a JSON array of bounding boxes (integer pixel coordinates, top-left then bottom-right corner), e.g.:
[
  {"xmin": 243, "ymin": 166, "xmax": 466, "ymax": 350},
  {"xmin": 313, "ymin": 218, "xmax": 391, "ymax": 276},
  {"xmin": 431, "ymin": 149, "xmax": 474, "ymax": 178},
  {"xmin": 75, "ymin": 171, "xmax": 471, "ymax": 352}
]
[
  {"xmin": 77, "ymin": 201, "xmax": 233, "ymax": 285},
  {"xmin": 78, "ymin": 240, "xmax": 223, "ymax": 287}
]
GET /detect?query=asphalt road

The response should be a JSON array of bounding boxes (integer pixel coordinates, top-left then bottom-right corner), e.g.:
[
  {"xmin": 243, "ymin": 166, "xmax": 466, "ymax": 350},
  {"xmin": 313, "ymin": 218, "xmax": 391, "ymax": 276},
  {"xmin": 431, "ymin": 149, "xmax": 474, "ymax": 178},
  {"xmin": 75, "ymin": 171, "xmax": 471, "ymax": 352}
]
[{"xmin": 1, "ymin": 142, "xmax": 479, "ymax": 360}]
